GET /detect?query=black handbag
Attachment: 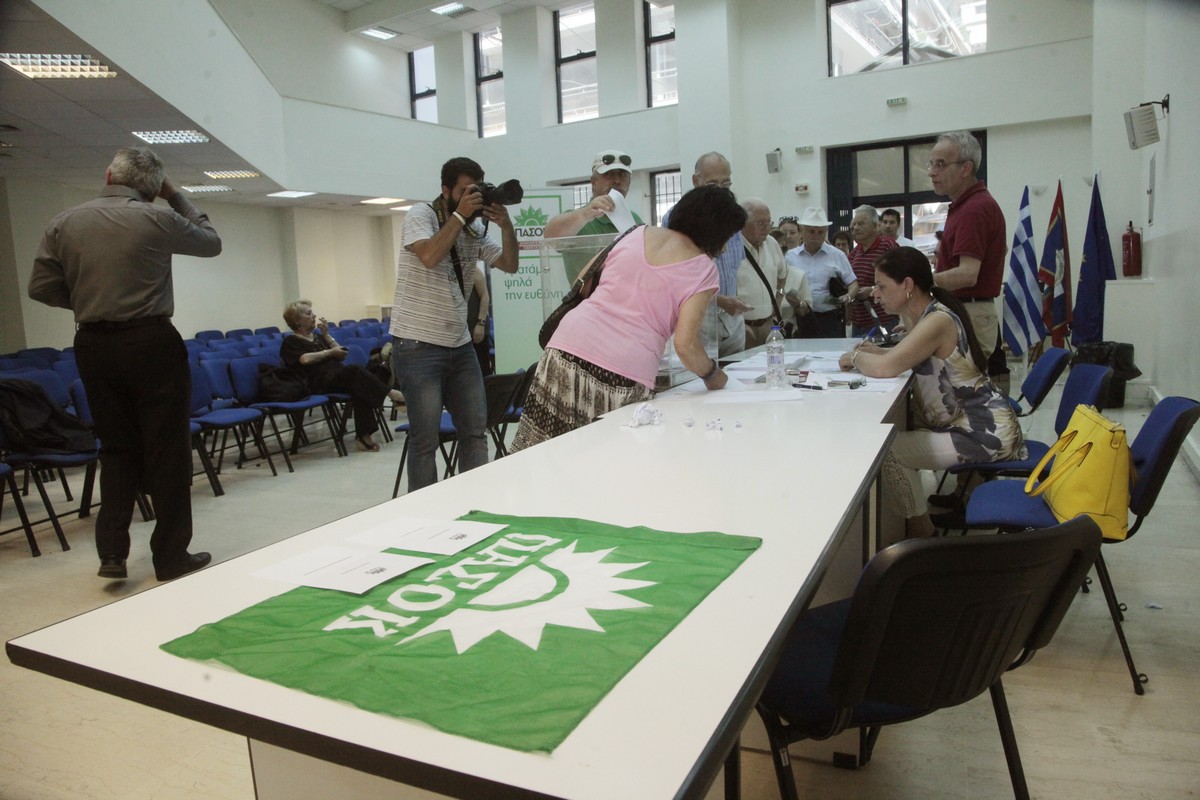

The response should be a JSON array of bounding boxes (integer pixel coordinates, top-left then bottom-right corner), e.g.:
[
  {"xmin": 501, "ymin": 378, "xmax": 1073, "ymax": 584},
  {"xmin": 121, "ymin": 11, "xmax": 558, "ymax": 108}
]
[
  {"xmin": 538, "ymin": 224, "xmax": 641, "ymax": 349},
  {"xmin": 257, "ymin": 364, "xmax": 309, "ymax": 402}
]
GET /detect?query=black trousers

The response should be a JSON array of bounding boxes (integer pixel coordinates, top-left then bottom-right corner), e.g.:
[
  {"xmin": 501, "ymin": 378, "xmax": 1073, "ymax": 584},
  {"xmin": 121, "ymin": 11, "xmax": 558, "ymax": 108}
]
[
  {"xmin": 312, "ymin": 364, "xmax": 389, "ymax": 438},
  {"xmin": 74, "ymin": 321, "xmax": 193, "ymax": 568},
  {"xmin": 801, "ymin": 309, "xmax": 845, "ymax": 339}
]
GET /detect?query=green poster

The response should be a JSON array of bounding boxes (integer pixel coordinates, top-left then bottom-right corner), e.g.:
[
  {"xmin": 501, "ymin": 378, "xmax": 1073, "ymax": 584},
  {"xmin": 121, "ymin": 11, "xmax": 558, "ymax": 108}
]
[{"xmin": 162, "ymin": 511, "xmax": 760, "ymax": 752}]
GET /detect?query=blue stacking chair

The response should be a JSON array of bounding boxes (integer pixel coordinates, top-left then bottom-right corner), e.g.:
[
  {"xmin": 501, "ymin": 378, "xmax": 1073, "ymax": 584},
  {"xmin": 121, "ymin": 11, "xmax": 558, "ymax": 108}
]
[
  {"xmin": 194, "ymin": 329, "xmax": 224, "ymax": 343},
  {"xmin": 254, "ymin": 326, "xmax": 282, "ymax": 338},
  {"xmin": 18, "ymin": 347, "xmax": 63, "ymax": 364},
  {"xmin": 68, "ymin": 379, "xmax": 155, "ymax": 522},
  {"xmin": 1009, "ymin": 347, "xmax": 1071, "ymax": 417},
  {"xmin": 964, "ymin": 396, "xmax": 1200, "ymax": 696},
  {"xmin": 392, "ymin": 411, "xmax": 458, "ymax": 498},
  {"xmin": 227, "ymin": 357, "xmax": 344, "ymax": 471},
  {"xmin": 935, "ymin": 364, "xmax": 1113, "ymax": 515},
  {"xmin": 246, "ymin": 346, "xmax": 282, "ymax": 367},
  {"xmin": 324, "ymin": 346, "xmax": 392, "ymax": 446},
  {"xmin": 753, "ymin": 518, "xmax": 1101, "ymax": 800},
  {"xmin": 495, "ymin": 363, "xmax": 537, "ymax": 451},
  {"xmin": 225, "ymin": 328, "xmax": 254, "ymax": 341},
  {"xmin": 189, "ymin": 363, "xmax": 277, "ymax": 478},
  {"xmin": 52, "ymin": 359, "xmax": 81, "ymax": 387}
]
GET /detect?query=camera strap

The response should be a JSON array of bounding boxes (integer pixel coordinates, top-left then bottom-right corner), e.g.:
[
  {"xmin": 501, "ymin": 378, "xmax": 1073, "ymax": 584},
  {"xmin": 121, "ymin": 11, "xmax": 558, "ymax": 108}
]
[{"xmin": 431, "ymin": 198, "xmax": 469, "ymax": 300}]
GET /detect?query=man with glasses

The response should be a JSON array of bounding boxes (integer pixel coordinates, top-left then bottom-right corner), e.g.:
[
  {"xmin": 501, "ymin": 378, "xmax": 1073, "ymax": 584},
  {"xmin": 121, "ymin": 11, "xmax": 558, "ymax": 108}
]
[
  {"xmin": 927, "ymin": 131, "xmax": 1006, "ymax": 362},
  {"xmin": 736, "ymin": 199, "xmax": 789, "ymax": 348},
  {"xmin": 784, "ymin": 207, "xmax": 858, "ymax": 339},
  {"xmin": 544, "ymin": 149, "xmax": 643, "ymax": 240}
]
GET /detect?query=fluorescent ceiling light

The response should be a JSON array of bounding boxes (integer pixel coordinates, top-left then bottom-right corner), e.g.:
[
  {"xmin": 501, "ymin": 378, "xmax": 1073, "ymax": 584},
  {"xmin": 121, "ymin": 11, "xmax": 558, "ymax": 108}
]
[
  {"xmin": 431, "ymin": 3, "xmax": 471, "ymax": 19},
  {"xmin": 361, "ymin": 27, "xmax": 398, "ymax": 40},
  {"xmin": 203, "ymin": 169, "xmax": 260, "ymax": 179},
  {"xmin": 391, "ymin": 205, "xmax": 414, "ymax": 211},
  {"xmin": 361, "ymin": 197, "xmax": 406, "ymax": 205},
  {"xmin": 181, "ymin": 184, "xmax": 233, "ymax": 193},
  {"xmin": 268, "ymin": 190, "xmax": 316, "ymax": 198},
  {"xmin": 133, "ymin": 130, "xmax": 209, "ymax": 144},
  {"xmin": 0, "ymin": 52, "xmax": 117, "ymax": 78}
]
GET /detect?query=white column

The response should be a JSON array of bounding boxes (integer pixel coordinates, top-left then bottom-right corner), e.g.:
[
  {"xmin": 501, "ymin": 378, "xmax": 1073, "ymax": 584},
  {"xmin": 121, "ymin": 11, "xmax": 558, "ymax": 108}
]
[
  {"xmin": 595, "ymin": 0, "xmax": 646, "ymax": 116},
  {"xmin": 434, "ymin": 32, "xmax": 474, "ymax": 131}
]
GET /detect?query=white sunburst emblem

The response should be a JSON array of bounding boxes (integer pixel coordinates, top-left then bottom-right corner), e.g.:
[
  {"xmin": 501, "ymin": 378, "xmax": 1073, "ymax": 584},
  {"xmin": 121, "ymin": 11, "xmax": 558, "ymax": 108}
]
[{"xmin": 400, "ymin": 541, "xmax": 656, "ymax": 654}]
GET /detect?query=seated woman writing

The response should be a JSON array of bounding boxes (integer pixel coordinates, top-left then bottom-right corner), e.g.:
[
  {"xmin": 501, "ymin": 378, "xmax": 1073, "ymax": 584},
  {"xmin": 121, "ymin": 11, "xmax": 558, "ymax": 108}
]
[
  {"xmin": 281, "ymin": 300, "xmax": 404, "ymax": 452},
  {"xmin": 511, "ymin": 185, "xmax": 746, "ymax": 451},
  {"xmin": 837, "ymin": 247, "xmax": 1025, "ymax": 539}
]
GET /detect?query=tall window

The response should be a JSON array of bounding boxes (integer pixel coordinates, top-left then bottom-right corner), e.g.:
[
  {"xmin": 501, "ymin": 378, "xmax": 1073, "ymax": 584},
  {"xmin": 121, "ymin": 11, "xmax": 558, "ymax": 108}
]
[
  {"xmin": 409, "ymin": 46, "xmax": 437, "ymax": 123},
  {"xmin": 569, "ymin": 183, "xmax": 591, "ymax": 210},
  {"xmin": 555, "ymin": 2, "xmax": 598, "ymax": 124},
  {"xmin": 826, "ymin": 132, "xmax": 988, "ymax": 259},
  {"xmin": 644, "ymin": 2, "xmax": 676, "ymax": 108},
  {"xmin": 827, "ymin": 0, "xmax": 987, "ymax": 77},
  {"xmin": 651, "ymin": 170, "xmax": 682, "ymax": 225},
  {"xmin": 475, "ymin": 27, "xmax": 505, "ymax": 138}
]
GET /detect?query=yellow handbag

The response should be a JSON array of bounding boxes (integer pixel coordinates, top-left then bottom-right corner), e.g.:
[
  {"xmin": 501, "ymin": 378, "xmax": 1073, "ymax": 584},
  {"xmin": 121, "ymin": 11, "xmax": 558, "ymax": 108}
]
[{"xmin": 1024, "ymin": 405, "xmax": 1133, "ymax": 540}]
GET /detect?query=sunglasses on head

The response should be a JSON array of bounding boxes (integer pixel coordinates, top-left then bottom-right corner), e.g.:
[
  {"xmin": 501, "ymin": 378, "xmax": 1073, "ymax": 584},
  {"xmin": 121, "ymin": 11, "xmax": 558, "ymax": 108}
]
[
  {"xmin": 778, "ymin": 216, "xmax": 799, "ymax": 224},
  {"xmin": 600, "ymin": 154, "xmax": 632, "ymax": 167}
]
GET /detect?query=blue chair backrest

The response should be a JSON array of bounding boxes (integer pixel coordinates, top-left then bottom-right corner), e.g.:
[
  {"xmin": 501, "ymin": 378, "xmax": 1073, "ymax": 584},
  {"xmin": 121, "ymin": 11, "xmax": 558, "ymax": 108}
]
[
  {"xmin": 183, "ymin": 338, "xmax": 207, "ymax": 354},
  {"xmin": 359, "ymin": 317, "xmax": 380, "ymax": 325},
  {"xmin": 225, "ymin": 328, "xmax": 254, "ymax": 341},
  {"xmin": 0, "ymin": 355, "xmax": 50, "ymax": 371},
  {"xmin": 338, "ymin": 319, "xmax": 358, "ymax": 328},
  {"xmin": 195, "ymin": 329, "xmax": 224, "ymax": 342},
  {"xmin": 330, "ymin": 327, "xmax": 356, "ymax": 345},
  {"xmin": 12, "ymin": 368, "xmax": 75, "ymax": 416},
  {"xmin": 52, "ymin": 359, "xmax": 81, "ymax": 386},
  {"xmin": 70, "ymin": 379, "xmax": 93, "ymax": 424},
  {"xmin": 209, "ymin": 340, "xmax": 250, "ymax": 356},
  {"xmin": 345, "ymin": 345, "xmax": 368, "ymax": 367},
  {"xmin": 1128, "ymin": 396, "xmax": 1200, "ymax": 516},
  {"xmin": 254, "ymin": 326, "xmax": 282, "ymax": 337},
  {"xmin": 18, "ymin": 347, "xmax": 63, "ymax": 363},
  {"xmin": 246, "ymin": 347, "xmax": 282, "ymax": 367},
  {"xmin": 200, "ymin": 359, "xmax": 236, "ymax": 403},
  {"xmin": 1021, "ymin": 347, "xmax": 1071, "ymax": 409},
  {"xmin": 1054, "ymin": 364, "xmax": 1113, "ymax": 436},
  {"xmin": 228, "ymin": 357, "xmax": 264, "ymax": 405},
  {"xmin": 188, "ymin": 363, "xmax": 215, "ymax": 415}
]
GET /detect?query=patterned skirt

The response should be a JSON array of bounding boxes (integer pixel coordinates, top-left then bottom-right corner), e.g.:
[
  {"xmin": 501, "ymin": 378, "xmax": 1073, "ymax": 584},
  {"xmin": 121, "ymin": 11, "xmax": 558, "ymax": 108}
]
[{"xmin": 509, "ymin": 348, "xmax": 652, "ymax": 452}]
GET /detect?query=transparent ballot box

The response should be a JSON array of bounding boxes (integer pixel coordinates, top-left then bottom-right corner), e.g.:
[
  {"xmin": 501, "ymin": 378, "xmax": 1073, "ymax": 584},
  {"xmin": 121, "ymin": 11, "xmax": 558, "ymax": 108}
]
[{"xmin": 539, "ymin": 233, "xmax": 718, "ymax": 391}]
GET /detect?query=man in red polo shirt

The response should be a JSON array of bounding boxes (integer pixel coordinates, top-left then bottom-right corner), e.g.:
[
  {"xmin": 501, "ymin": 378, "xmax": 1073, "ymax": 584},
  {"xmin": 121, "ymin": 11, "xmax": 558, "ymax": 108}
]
[
  {"xmin": 929, "ymin": 131, "xmax": 1007, "ymax": 362},
  {"xmin": 846, "ymin": 204, "xmax": 898, "ymax": 337}
]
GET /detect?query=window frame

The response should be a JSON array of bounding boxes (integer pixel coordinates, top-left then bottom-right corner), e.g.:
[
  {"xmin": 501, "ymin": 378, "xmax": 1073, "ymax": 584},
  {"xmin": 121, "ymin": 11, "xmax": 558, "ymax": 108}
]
[
  {"xmin": 554, "ymin": 3, "xmax": 598, "ymax": 125},
  {"xmin": 650, "ymin": 169, "xmax": 683, "ymax": 226},
  {"xmin": 643, "ymin": 2, "xmax": 676, "ymax": 109},
  {"xmin": 408, "ymin": 46, "xmax": 437, "ymax": 122},
  {"xmin": 826, "ymin": 0, "xmax": 984, "ymax": 77},
  {"xmin": 474, "ymin": 28, "xmax": 504, "ymax": 138}
]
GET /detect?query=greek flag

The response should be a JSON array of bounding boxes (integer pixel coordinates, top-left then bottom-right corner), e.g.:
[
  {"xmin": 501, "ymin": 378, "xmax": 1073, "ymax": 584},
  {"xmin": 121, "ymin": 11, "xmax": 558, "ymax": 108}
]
[{"xmin": 1002, "ymin": 187, "xmax": 1048, "ymax": 356}]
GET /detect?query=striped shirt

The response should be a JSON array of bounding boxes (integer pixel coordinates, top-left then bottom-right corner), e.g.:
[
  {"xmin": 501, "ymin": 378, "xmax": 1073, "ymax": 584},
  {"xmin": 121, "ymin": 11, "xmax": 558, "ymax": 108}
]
[{"xmin": 389, "ymin": 202, "xmax": 503, "ymax": 347}]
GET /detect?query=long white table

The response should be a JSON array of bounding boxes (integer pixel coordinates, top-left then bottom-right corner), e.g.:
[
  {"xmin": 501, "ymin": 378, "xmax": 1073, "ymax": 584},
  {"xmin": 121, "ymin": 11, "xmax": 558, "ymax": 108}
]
[{"xmin": 7, "ymin": 348, "xmax": 901, "ymax": 800}]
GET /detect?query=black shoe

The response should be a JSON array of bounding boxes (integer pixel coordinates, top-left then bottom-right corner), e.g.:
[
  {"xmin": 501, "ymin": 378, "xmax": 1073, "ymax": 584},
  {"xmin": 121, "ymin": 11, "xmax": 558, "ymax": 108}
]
[
  {"xmin": 927, "ymin": 493, "xmax": 962, "ymax": 510},
  {"xmin": 155, "ymin": 552, "xmax": 212, "ymax": 582},
  {"xmin": 98, "ymin": 557, "xmax": 127, "ymax": 580},
  {"xmin": 930, "ymin": 508, "xmax": 967, "ymax": 530}
]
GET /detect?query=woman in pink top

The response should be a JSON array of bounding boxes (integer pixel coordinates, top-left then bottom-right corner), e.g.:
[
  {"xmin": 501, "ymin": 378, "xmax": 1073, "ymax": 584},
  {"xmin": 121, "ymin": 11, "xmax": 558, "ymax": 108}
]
[{"xmin": 511, "ymin": 186, "xmax": 746, "ymax": 451}]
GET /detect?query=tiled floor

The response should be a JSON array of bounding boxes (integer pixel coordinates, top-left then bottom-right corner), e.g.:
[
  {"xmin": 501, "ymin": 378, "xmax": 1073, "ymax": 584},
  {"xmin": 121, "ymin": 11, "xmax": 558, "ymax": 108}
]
[{"xmin": 2, "ymin": 389, "xmax": 1199, "ymax": 800}]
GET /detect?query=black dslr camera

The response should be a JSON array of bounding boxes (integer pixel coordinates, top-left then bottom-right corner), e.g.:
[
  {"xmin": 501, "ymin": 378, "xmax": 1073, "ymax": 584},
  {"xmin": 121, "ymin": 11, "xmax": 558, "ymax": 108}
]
[{"xmin": 475, "ymin": 179, "xmax": 524, "ymax": 209}]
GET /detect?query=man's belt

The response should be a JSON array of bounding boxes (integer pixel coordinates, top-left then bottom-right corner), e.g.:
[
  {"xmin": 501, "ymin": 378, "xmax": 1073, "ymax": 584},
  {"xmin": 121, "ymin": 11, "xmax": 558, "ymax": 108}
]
[
  {"xmin": 77, "ymin": 315, "xmax": 171, "ymax": 332},
  {"xmin": 745, "ymin": 316, "xmax": 774, "ymax": 326}
]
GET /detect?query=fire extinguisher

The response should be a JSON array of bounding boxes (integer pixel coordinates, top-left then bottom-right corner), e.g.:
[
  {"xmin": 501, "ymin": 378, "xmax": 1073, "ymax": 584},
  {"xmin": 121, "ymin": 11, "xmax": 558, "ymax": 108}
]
[{"xmin": 1122, "ymin": 221, "xmax": 1142, "ymax": 277}]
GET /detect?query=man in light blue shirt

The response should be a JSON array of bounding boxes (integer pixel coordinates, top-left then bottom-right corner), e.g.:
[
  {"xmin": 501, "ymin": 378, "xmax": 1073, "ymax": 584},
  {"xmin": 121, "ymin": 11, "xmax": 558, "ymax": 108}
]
[{"xmin": 784, "ymin": 206, "xmax": 857, "ymax": 339}]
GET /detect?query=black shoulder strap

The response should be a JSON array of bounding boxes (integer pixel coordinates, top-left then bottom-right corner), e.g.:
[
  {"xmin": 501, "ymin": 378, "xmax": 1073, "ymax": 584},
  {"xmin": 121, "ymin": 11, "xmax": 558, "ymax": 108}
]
[
  {"xmin": 743, "ymin": 244, "xmax": 783, "ymax": 323},
  {"xmin": 431, "ymin": 198, "xmax": 468, "ymax": 299}
]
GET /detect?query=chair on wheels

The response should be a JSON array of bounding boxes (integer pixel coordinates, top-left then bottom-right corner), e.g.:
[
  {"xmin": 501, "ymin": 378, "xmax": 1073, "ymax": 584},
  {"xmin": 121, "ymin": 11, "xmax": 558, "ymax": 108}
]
[
  {"xmin": 964, "ymin": 396, "xmax": 1200, "ymax": 695},
  {"xmin": 752, "ymin": 517, "xmax": 1102, "ymax": 800},
  {"xmin": 1008, "ymin": 346, "xmax": 1071, "ymax": 417},
  {"xmin": 934, "ymin": 363, "xmax": 1113, "ymax": 521}
]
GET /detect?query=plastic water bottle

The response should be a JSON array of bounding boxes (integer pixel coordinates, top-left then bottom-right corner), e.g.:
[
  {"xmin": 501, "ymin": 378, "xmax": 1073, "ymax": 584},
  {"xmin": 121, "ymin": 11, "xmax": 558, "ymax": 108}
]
[{"xmin": 765, "ymin": 326, "xmax": 787, "ymax": 389}]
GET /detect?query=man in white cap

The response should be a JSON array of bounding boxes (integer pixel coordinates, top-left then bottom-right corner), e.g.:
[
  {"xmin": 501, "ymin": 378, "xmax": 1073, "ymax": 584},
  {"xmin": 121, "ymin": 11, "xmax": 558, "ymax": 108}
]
[
  {"xmin": 784, "ymin": 207, "xmax": 858, "ymax": 339},
  {"xmin": 543, "ymin": 149, "xmax": 643, "ymax": 239}
]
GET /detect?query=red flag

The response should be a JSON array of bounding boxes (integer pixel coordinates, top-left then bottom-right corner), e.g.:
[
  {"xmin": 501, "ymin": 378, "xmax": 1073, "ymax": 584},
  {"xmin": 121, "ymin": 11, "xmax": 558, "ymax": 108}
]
[{"xmin": 1038, "ymin": 181, "xmax": 1072, "ymax": 347}]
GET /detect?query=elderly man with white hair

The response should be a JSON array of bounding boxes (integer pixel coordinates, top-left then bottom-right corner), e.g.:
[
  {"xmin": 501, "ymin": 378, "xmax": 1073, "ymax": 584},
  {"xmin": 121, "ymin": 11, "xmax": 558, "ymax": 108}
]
[
  {"xmin": 847, "ymin": 204, "xmax": 899, "ymax": 337},
  {"xmin": 735, "ymin": 198, "xmax": 789, "ymax": 348}
]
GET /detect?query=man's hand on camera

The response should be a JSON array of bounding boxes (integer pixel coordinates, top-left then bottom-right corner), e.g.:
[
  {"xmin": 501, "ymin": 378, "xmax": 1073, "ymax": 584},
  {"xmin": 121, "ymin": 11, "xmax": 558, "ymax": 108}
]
[
  {"xmin": 481, "ymin": 203, "xmax": 513, "ymax": 228},
  {"xmin": 454, "ymin": 185, "xmax": 484, "ymax": 220}
]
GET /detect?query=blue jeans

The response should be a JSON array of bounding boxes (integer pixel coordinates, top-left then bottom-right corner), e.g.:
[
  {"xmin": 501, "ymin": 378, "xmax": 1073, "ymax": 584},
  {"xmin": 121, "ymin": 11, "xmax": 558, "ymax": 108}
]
[{"xmin": 391, "ymin": 337, "xmax": 487, "ymax": 492}]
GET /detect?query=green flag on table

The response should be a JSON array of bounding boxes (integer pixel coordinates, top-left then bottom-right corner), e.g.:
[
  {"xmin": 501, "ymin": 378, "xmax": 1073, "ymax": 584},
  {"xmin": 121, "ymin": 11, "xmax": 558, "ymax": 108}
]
[{"xmin": 162, "ymin": 511, "xmax": 761, "ymax": 752}]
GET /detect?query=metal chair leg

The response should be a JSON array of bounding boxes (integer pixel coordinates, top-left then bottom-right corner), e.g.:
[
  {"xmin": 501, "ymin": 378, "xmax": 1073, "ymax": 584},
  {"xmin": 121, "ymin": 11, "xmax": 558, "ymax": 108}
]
[
  {"xmin": 1093, "ymin": 550, "xmax": 1147, "ymax": 694},
  {"xmin": 989, "ymin": 679, "xmax": 1031, "ymax": 800}
]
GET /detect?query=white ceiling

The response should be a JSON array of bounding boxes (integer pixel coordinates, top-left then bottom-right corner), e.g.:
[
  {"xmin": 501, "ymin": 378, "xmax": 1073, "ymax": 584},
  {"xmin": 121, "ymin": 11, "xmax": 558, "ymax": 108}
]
[{"xmin": 0, "ymin": 0, "xmax": 589, "ymax": 215}]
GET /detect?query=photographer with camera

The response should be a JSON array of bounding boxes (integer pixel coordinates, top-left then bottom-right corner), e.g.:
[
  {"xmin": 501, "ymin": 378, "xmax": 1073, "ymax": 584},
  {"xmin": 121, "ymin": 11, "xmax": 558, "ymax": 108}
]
[{"xmin": 389, "ymin": 156, "xmax": 519, "ymax": 493}]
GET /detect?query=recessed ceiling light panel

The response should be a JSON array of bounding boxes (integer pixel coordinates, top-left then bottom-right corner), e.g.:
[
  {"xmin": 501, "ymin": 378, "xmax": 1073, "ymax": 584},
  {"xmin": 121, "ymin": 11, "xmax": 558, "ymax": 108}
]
[
  {"xmin": 361, "ymin": 197, "xmax": 406, "ymax": 205},
  {"xmin": 203, "ymin": 170, "xmax": 260, "ymax": 179},
  {"xmin": 132, "ymin": 130, "xmax": 210, "ymax": 144},
  {"xmin": 361, "ymin": 27, "xmax": 398, "ymax": 40},
  {"xmin": 268, "ymin": 190, "xmax": 316, "ymax": 198},
  {"xmin": 431, "ymin": 3, "xmax": 472, "ymax": 19},
  {"xmin": 181, "ymin": 184, "xmax": 234, "ymax": 193},
  {"xmin": 0, "ymin": 53, "xmax": 117, "ymax": 78}
]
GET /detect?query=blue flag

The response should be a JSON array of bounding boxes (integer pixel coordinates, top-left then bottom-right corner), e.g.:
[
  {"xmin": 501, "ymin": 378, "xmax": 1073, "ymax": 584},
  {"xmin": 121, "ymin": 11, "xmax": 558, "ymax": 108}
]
[
  {"xmin": 1038, "ymin": 181, "xmax": 1072, "ymax": 347},
  {"xmin": 1072, "ymin": 175, "xmax": 1116, "ymax": 345},
  {"xmin": 1002, "ymin": 187, "xmax": 1048, "ymax": 356}
]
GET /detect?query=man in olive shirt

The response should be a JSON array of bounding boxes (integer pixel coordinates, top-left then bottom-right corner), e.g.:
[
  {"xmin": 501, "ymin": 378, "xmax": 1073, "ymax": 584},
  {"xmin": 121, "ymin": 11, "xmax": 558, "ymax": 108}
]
[{"xmin": 29, "ymin": 147, "xmax": 222, "ymax": 582}]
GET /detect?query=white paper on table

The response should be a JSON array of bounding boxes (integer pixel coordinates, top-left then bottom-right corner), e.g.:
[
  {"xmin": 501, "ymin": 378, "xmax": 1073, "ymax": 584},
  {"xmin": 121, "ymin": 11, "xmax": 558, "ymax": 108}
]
[
  {"xmin": 349, "ymin": 517, "xmax": 508, "ymax": 556},
  {"xmin": 253, "ymin": 546, "xmax": 434, "ymax": 594},
  {"xmin": 603, "ymin": 188, "xmax": 638, "ymax": 233}
]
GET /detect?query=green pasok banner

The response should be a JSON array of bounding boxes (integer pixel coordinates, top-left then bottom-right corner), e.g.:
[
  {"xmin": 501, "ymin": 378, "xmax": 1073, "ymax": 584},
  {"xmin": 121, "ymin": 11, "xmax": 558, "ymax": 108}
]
[{"xmin": 162, "ymin": 511, "xmax": 761, "ymax": 752}]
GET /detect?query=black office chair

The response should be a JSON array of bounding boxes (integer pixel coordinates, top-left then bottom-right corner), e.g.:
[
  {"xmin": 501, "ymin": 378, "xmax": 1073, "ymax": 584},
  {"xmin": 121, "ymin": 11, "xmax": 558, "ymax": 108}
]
[{"xmin": 753, "ymin": 517, "xmax": 1102, "ymax": 800}]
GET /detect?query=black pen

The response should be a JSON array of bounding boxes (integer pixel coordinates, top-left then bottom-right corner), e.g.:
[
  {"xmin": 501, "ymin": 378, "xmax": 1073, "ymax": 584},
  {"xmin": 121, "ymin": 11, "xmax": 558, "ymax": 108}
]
[{"xmin": 794, "ymin": 383, "xmax": 824, "ymax": 390}]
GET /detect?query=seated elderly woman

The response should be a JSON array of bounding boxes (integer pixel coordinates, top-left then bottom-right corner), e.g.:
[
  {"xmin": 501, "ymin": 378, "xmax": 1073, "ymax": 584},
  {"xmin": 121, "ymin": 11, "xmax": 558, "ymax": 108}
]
[
  {"xmin": 837, "ymin": 247, "xmax": 1025, "ymax": 539},
  {"xmin": 510, "ymin": 185, "xmax": 746, "ymax": 451},
  {"xmin": 280, "ymin": 300, "xmax": 403, "ymax": 452}
]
